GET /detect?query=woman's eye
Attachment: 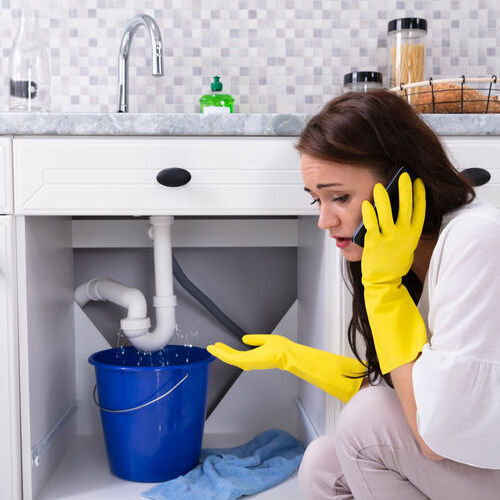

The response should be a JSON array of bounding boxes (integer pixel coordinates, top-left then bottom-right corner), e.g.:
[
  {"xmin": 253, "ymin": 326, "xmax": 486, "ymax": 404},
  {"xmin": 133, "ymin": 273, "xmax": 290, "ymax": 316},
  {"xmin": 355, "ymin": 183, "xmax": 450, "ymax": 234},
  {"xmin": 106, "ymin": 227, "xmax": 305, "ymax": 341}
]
[
  {"xmin": 310, "ymin": 195, "xmax": 348, "ymax": 206},
  {"xmin": 333, "ymin": 194, "xmax": 349, "ymax": 203}
]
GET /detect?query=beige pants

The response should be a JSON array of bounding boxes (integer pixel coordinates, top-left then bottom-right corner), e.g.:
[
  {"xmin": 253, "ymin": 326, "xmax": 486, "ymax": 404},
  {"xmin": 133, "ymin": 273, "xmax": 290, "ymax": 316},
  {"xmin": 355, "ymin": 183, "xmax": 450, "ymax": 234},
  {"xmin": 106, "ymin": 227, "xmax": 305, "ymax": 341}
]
[{"xmin": 297, "ymin": 382, "xmax": 500, "ymax": 499}]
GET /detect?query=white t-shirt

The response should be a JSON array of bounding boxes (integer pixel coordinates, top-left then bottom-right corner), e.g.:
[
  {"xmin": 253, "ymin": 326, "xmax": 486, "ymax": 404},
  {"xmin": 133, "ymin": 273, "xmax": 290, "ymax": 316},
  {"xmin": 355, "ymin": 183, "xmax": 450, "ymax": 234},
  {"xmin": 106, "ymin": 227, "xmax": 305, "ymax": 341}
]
[{"xmin": 412, "ymin": 200, "xmax": 500, "ymax": 469}]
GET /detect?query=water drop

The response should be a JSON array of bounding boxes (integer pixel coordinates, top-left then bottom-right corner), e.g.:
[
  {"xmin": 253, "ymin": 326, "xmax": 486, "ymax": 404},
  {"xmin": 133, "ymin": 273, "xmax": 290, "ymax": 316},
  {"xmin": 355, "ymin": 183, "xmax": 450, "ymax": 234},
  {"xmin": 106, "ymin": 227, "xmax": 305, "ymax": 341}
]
[{"xmin": 115, "ymin": 330, "xmax": 126, "ymax": 361}]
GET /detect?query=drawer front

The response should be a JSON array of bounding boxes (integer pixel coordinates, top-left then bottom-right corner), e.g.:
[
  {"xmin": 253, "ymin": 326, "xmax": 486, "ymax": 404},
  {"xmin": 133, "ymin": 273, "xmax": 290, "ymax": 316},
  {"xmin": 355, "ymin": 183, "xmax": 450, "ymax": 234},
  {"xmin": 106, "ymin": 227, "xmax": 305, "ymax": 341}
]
[
  {"xmin": 443, "ymin": 137, "xmax": 500, "ymax": 207},
  {"xmin": 14, "ymin": 137, "xmax": 315, "ymax": 215},
  {"xmin": 0, "ymin": 138, "xmax": 13, "ymax": 214}
]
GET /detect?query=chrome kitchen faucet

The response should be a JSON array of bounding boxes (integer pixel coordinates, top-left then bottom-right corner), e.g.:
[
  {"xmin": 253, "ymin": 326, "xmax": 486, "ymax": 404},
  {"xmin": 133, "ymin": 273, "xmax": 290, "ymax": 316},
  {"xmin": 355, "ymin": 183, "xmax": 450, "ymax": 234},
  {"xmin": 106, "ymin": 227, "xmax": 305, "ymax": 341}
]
[{"xmin": 118, "ymin": 14, "xmax": 164, "ymax": 113}]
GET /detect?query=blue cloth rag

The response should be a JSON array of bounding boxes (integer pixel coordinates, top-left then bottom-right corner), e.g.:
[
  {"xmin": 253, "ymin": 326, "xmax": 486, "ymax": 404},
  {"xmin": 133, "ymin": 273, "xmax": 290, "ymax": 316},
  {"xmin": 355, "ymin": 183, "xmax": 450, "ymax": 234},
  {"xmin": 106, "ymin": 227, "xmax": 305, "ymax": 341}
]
[{"xmin": 142, "ymin": 428, "xmax": 305, "ymax": 500}]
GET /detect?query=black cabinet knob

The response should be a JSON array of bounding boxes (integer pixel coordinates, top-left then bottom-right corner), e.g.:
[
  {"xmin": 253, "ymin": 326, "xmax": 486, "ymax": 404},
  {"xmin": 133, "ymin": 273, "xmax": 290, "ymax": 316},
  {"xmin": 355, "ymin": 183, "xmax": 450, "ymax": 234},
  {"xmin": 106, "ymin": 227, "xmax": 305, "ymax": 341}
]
[
  {"xmin": 156, "ymin": 168, "xmax": 192, "ymax": 187},
  {"xmin": 461, "ymin": 167, "xmax": 491, "ymax": 187}
]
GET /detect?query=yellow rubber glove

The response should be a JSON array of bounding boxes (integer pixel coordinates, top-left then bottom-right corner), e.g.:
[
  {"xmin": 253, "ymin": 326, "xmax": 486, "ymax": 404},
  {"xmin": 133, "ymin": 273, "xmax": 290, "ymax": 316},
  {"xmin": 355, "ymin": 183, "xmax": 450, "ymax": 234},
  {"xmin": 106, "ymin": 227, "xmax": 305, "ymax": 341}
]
[
  {"xmin": 207, "ymin": 334, "xmax": 365, "ymax": 403},
  {"xmin": 361, "ymin": 172, "xmax": 427, "ymax": 375}
]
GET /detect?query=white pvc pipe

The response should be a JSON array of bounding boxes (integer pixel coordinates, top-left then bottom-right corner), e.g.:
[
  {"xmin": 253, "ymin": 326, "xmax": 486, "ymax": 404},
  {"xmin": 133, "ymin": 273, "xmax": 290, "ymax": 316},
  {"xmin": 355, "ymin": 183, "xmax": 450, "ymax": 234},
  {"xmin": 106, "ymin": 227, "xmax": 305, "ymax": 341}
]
[
  {"xmin": 151, "ymin": 217, "xmax": 173, "ymax": 296},
  {"xmin": 74, "ymin": 215, "xmax": 177, "ymax": 352},
  {"xmin": 129, "ymin": 215, "xmax": 177, "ymax": 351},
  {"xmin": 74, "ymin": 278, "xmax": 151, "ymax": 336},
  {"xmin": 74, "ymin": 278, "xmax": 147, "ymax": 317}
]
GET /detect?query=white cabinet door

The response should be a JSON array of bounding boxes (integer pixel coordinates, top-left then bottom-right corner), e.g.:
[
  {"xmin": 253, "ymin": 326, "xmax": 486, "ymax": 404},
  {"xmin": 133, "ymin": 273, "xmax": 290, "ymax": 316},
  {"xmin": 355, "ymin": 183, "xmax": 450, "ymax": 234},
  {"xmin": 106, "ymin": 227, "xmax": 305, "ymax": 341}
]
[
  {"xmin": 443, "ymin": 137, "xmax": 500, "ymax": 207},
  {"xmin": 0, "ymin": 137, "xmax": 13, "ymax": 214},
  {"xmin": 0, "ymin": 216, "xmax": 21, "ymax": 499}
]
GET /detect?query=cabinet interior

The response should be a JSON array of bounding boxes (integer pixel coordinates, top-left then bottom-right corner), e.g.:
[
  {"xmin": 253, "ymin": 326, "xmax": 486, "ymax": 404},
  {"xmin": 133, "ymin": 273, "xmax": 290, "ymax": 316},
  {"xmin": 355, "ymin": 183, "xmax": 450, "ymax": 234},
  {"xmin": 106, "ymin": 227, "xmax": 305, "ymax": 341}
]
[{"xmin": 17, "ymin": 214, "xmax": 340, "ymax": 499}]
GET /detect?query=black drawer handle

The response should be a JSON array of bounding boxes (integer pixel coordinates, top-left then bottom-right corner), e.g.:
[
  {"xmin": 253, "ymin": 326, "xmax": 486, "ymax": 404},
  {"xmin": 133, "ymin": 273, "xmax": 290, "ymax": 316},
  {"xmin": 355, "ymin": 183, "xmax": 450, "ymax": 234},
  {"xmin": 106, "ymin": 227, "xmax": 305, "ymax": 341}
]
[
  {"xmin": 461, "ymin": 167, "xmax": 491, "ymax": 187},
  {"xmin": 156, "ymin": 168, "xmax": 192, "ymax": 187}
]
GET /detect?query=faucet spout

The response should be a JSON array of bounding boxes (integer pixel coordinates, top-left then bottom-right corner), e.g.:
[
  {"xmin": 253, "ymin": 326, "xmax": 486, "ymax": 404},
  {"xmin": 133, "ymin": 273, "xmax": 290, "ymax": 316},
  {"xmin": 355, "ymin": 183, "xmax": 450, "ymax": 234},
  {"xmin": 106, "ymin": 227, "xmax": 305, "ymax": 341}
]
[{"xmin": 118, "ymin": 14, "xmax": 164, "ymax": 113}]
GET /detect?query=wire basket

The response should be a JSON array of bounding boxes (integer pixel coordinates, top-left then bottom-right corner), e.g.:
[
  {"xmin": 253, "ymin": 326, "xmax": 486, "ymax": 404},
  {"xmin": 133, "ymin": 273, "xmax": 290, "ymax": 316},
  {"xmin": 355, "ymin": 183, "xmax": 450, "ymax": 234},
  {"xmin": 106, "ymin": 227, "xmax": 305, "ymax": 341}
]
[{"xmin": 389, "ymin": 75, "xmax": 500, "ymax": 113}]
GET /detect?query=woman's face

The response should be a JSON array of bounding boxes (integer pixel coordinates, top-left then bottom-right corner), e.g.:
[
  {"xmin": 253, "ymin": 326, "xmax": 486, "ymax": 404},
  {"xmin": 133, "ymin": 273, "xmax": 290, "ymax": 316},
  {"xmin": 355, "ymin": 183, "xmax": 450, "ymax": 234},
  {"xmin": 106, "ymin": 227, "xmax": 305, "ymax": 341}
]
[{"xmin": 300, "ymin": 153, "xmax": 382, "ymax": 262}]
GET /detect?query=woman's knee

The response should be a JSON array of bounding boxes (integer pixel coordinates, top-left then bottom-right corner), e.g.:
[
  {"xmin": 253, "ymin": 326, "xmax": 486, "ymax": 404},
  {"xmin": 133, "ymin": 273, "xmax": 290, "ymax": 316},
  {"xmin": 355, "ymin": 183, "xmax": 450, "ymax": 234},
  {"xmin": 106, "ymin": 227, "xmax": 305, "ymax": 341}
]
[
  {"xmin": 298, "ymin": 435, "xmax": 340, "ymax": 495},
  {"xmin": 335, "ymin": 384, "xmax": 418, "ymax": 459}
]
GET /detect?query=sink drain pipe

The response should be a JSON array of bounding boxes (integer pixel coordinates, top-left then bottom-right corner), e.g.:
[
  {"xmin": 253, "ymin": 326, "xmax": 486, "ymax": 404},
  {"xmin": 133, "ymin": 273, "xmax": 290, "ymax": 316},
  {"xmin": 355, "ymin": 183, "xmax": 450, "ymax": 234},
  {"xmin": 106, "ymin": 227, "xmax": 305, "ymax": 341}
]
[{"xmin": 75, "ymin": 216, "xmax": 177, "ymax": 351}]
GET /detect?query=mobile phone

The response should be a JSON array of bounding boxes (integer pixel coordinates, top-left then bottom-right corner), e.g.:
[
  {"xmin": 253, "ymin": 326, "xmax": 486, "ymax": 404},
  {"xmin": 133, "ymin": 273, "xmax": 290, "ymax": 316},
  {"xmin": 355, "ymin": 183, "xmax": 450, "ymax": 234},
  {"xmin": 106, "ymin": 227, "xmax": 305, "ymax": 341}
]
[{"xmin": 351, "ymin": 166, "xmax": 411, "ymax": 247}]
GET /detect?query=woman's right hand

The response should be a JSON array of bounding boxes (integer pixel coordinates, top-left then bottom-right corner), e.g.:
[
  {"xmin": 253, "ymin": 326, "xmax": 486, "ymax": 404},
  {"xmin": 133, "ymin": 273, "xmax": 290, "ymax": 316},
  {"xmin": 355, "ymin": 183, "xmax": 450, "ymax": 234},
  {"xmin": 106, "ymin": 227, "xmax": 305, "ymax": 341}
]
[
  {"xmin": 207, "ymin": 334, "xmax": 290, "ymax": 371},
  {"xmin": 208, "ymin": 334, "xmax": 367, "ymax": 404}
]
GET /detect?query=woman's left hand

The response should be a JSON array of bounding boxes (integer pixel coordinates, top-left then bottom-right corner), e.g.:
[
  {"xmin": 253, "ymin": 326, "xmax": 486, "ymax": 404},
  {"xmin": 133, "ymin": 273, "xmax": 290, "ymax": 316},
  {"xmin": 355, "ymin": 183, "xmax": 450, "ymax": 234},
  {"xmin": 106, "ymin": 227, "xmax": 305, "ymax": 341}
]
[
  {"xmin": 361, "ymin": 172, "xmax": 426, "ymax": 287},
  {"xmin": 361, "ymin": 171, "xmax": 428, "ymax": 375}
]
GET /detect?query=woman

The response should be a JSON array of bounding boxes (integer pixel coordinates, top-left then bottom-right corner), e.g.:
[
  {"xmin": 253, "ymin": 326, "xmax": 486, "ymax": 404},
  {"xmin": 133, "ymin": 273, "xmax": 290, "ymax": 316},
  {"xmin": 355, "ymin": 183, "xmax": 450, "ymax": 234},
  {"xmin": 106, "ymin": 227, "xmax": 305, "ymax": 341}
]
[{"xmin": 207, "ymin": 90, "xmax": 500, "ymax": 499}]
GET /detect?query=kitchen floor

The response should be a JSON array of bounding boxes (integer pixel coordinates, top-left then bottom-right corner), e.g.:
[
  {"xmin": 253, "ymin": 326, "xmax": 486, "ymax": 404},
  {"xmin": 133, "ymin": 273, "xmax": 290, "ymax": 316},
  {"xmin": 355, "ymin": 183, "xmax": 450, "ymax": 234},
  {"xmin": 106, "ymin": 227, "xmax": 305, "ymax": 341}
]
[{"xmin": 38, "ymin": 434, "xmax": 304, "ymax": 500}]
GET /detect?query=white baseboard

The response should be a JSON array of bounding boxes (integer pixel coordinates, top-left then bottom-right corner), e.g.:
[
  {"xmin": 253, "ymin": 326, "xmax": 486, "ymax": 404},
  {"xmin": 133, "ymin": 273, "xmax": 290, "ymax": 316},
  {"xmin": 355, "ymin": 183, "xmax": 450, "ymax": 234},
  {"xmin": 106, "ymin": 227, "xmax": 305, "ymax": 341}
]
[{"xmin": 295, "ymin": 397, "xmax": 319, "ymax": 445}]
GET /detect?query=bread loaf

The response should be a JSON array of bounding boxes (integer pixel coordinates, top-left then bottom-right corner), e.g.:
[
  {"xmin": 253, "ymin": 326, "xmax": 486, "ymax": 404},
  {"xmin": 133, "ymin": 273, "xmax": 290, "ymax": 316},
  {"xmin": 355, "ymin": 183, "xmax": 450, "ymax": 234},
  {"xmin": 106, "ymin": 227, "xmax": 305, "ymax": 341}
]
[{"xmin": 411, "ymin": 82, "xmax": 500, "ymax": 113}]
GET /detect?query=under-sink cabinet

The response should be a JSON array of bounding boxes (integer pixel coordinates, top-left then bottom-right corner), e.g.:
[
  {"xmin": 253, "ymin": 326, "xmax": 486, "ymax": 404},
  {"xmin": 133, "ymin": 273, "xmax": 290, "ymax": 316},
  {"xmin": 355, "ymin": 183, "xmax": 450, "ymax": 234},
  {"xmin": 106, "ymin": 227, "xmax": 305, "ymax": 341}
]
[
  {"xmin": 4, "ymin": 134, "xmax": 500, "ymax": 500},
  {"xmin": 12, "ymin": 136, "xmax": 345, "ymax": 500}
]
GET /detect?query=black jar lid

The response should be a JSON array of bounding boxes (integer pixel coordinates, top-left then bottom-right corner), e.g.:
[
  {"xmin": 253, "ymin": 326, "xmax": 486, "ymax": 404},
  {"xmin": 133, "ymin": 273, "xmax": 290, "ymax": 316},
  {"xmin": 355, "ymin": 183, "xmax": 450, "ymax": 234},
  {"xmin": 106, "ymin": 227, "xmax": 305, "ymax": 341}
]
[
  {"xmin": 343, "ymin": 71, "xmax": 383, "ymax": 85},
  {"xmin": 387, "ymin": 17, "xmax": 427, "ymax": 33}
]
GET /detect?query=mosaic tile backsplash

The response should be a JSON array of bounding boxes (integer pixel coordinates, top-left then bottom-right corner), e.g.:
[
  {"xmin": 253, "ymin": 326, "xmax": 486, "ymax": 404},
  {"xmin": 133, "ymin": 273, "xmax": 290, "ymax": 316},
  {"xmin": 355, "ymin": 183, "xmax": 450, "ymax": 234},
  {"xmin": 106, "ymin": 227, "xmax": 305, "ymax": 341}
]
[{"xmin": 1, "ymin": 0, "xmax": 499, "ymax": 113}]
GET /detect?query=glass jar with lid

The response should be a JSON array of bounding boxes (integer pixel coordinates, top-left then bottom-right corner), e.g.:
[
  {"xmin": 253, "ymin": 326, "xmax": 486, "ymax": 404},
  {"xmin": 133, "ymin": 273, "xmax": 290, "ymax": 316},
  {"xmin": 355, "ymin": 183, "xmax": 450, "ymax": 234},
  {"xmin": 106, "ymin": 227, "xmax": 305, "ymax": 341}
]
[
  {"xmin": 387, "ymin": 17, "xmax": 427, "ymax": 91},
  {"xmin": 343, "ymin": 71, "xmax": 383, "ymax": 93}
]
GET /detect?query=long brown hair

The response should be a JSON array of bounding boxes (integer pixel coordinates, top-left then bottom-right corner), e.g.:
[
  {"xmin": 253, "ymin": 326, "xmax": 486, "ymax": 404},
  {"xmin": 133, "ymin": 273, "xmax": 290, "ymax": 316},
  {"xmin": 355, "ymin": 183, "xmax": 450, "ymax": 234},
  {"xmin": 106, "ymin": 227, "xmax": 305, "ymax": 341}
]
[{"xmin": 296, "ymin": 90, "xmax": 475, "ymax": 386}]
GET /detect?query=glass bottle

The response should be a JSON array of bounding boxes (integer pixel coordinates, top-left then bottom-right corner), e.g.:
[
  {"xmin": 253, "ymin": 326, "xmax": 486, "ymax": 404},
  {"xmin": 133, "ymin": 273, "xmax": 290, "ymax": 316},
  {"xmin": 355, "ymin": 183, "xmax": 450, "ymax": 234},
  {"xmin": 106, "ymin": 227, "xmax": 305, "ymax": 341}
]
[{"xmin": 9, "ymin": 10, "xmax": 50, "ymax": 112}]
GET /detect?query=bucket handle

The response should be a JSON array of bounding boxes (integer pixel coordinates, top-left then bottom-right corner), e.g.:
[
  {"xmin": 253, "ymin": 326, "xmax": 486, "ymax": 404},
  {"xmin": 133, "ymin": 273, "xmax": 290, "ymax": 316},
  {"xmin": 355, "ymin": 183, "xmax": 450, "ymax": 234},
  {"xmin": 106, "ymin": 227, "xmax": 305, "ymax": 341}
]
[{"xmin": 93, "ymin": 372, "xmax": 189, "ymax": 413}]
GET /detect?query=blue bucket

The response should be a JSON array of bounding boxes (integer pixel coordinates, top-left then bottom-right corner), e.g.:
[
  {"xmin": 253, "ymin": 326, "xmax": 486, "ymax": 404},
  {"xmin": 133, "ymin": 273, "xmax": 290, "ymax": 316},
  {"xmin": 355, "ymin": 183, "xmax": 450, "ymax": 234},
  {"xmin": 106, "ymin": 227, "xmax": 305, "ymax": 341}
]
[{"xmin": 89, "ymin": 345, "xmax": 214, "ymax": 482}]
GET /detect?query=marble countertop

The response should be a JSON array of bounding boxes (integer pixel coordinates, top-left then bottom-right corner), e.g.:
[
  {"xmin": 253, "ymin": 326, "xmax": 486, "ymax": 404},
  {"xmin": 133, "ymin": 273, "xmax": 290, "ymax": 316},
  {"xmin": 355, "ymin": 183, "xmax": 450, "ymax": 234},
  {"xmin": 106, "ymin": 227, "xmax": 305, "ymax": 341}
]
[{"xmin": 0, "ymin": 112, "xmax": 499, "ymax": 136}]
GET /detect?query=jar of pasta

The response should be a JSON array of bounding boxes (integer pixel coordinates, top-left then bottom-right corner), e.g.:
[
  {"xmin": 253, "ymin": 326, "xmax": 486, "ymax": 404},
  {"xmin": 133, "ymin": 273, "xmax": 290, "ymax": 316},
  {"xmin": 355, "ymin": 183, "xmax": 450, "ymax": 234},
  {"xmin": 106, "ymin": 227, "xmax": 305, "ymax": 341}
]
[{"xmin": 387, "ymin": 17, "xmax": 427, "ymax": 95}]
